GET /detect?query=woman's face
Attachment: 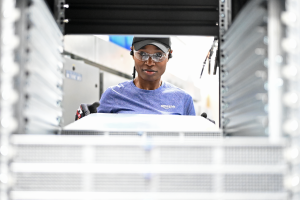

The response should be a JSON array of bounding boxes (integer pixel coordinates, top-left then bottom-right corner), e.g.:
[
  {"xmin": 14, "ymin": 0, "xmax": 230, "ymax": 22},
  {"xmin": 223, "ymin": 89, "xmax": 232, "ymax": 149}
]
[{"xmin": 132, "ymin": 45, "xmax": 169, "ymax": 83}]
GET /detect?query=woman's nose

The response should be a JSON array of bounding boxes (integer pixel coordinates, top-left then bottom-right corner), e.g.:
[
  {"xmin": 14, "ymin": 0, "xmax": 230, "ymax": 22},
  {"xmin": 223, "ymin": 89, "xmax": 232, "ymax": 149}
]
[{"xmin": 145, "ymin": 56, "xmax": 155, "ymax": 65}]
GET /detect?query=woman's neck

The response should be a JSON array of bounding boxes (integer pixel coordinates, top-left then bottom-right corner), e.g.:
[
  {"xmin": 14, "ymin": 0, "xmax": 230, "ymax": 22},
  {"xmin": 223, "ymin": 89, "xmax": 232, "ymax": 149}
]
[{"xmin": 134, "ymin": 77, "xmax": 162, "ymax": 90}]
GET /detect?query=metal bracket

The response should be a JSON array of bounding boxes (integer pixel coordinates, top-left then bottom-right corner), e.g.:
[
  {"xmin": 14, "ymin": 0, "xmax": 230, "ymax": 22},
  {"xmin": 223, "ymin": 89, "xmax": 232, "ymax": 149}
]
[
  {"xmin": 219, "ymin": 0, "xmax": 231, "ymax": 129},
  {"xmin": 219, "ymin": 0, "xmax": 231, "ymax": 36},
  {"xmin": 54, "ymin": 0, "xmax": 65, "ymax": 34}
]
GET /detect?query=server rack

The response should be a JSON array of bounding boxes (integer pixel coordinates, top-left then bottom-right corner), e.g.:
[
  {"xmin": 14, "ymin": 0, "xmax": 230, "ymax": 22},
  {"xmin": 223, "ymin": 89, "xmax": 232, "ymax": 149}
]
[{"xmin": 0, "ymin": 0, "xmax": 300, "ymax": 200}]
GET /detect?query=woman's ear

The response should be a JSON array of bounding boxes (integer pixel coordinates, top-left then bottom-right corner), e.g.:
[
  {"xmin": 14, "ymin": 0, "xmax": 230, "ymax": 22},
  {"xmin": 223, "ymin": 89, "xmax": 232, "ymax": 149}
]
[
  {"xmin": 167, "ymin": 50, "xmax": 173, "ymax": 61},
  {"xmin": 130, "ymin": 47, "xmax": 133, "ymax": 55}
]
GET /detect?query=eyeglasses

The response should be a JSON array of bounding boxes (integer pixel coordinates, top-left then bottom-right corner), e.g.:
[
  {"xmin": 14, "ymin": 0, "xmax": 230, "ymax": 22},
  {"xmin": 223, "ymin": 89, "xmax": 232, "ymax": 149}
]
[{"xmin": 133, "ymin": 50, "xmax": 169, "ymax": 63}]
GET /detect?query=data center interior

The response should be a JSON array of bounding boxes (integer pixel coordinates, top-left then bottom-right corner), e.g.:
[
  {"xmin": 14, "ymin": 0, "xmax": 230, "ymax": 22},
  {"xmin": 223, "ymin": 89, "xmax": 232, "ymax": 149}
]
[{"xmin": 1, "ymin": 0, "xmax": 300, "ymax": 199}]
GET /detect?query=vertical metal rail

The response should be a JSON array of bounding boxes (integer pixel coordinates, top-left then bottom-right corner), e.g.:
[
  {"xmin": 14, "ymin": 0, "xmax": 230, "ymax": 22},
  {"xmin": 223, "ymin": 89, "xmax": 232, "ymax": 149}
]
[
  {"xmin": 268, "ymin": 0, "xmax": 284, "ymax": 142},
  {"xmin": 15, "ymin": 0, "xmax": 28, "ymax": 136},
  {"xmin": 281, "ymin": 0, "xmax": 300, "ymax": 198},
  {"xmin": 54, "ymin": 0, "xmax": 65, "ymax": 34},
  {"xmin": 219, "ymin": 0, "xmax": 231, "ymax": 129},
  {"xmin": 0, "ymin": 0, "xmax": 20, "ymax": 199},
  {"xmin": 14, "ymin": 0, "xmax": 64, "ymax": 134}
]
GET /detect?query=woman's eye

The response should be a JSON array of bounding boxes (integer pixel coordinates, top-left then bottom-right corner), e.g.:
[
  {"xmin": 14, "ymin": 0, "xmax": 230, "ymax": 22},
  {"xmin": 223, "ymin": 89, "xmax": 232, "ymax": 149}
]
[
  {"xmin": 139, "ymin": 52, "xmax": 147, "ymax": 56},
  {"xmin": 155, "ymin": 53, "xmax": 163, "ymax": 57}
]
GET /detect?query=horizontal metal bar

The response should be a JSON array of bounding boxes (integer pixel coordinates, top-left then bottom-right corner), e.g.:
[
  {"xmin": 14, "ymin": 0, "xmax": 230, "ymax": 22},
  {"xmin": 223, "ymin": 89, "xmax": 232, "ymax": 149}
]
[
  {"xmin": 223, "ymin": 55, "xmax": 265, "ymax": 84},
  {"xmin": 27, "ymin": 53, "xmax": 63, "ymax": 89},
  {"xmin": 68, "ymin": 4, "xmax": 218, "ymax": 11},
  {"xmin": 28, "ymin": 49, "xmax": 63, "ymax": 80},
  {"xmin": 223, "ymin": 11, "xmax": 266, "ymax": 48},
  {"xmin": 223, "ymin": 80, "xmax": 266, "ymax": 103},
  {"xmin": 225, "ymin": 126, "xmax": 266, "ymax": 136},
  {"xmin": 24, "ymin": 97, "xmax": 62, "ymax": 121},
  {"xmin": 28, "ymin": 43, "xmax": 63, "ymax": 73},
  {"xmin": 224, "ymin": 99, "xmax": 267, "ymax": 119},
  {"xmin": 28, "ymin": 29, "xmax": 62, "ymax": 62},
  {"xmin": 222, "ymin": 34, "xmax": 267, "ymax": 68},
  {"xmin": 10, "ymin": 191, "xmax": 288, "ymax": 200},
  {"xmin": 26, "ymin": 70, "xmax": 63, "ymax": 96},
  {"xmin": 31, "ymin": 0, "xmax": 63, "ymax": 38},
  {"xmin": 222, "ymin": 27, "xmax": 267, "ymax": 58},
  {"xmin": 223, "ymin": 55, "xmax": 266, "ymax": 80},
  {"xmin": 224, "ymin": 117, "xmax": 268, "ymax": 134},
  {"xmin": 65, "ymin": 24, "xmax": 219, "ymax": 35},
  {"xmin": 25, "ymin": 76, "xmax": 63, "ymax": 107},
  {"xmin": 224, "ymin": 93, "xmax": 267, "ymax": 113},
  {"xmin": 225, "ymin": 121, "xmax": 266, "ymax": 132},
  {"xmin": 66, "ymin": 19, "xmax": 218, "ymax": 26},
  {"xmin": 225, "ymin": 118, "xmax": 267, "ymax": 131},
  {"xmin": 65, "ymin": 0, "xmax": 219, "ymax": 6},
  {"xmin": 225, "ymin": 72, "xmax": 267, "ymax": 97},
  {"xmin": 65, "ymin": 9, "xmax": 218, "ymax": 21},
  {"xmin": 28, "ymin": 27, "xmax": 61, "ymax": 54},
  {"xmin": 26, "ymin": 60, "xmax": 63, "ymax": 90},
  {"xmin": 223, "ymin": 0, "xmax": 265, "ymax": 39},
  {"xmin": 24, "ymin": 119, "xmax": 60, "ymax": 134},
  {"xmin": 11, "ymin": 134, "xmax": 288, "ymax": 146},
  {"xmin": 24, "ymin": 111, "xmax": 61, "ymax": 127},
  {"xmin": 11, "ymin": 163, "xmax": 285, "ymax": 173},
  {"xmin": 29, "ymin": 6, "xmax": 63, "ymax": 46}
]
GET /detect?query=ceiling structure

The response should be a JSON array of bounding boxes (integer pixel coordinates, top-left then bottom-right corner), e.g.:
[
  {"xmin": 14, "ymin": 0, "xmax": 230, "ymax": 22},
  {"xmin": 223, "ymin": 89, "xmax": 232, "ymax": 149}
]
[{"xmin": 48, "ymin": 0, "xmax": 219, "ymax": 36}]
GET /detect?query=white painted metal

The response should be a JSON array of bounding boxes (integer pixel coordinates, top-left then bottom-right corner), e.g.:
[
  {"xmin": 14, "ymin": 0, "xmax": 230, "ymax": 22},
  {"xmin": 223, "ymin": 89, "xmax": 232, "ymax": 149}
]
[{"xmin": 268, "ymin": 0, "xmax": 284, "ymax": 142}]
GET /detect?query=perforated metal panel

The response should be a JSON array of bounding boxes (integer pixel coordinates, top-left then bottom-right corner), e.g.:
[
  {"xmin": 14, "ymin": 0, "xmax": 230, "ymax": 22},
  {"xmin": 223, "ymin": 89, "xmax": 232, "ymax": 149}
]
[
  {"xmin": 160, "ymin": 147, "xmax": 213, "ymax": 164},
  {"xmin": 10, "ymin": 135, "xmax": 287, "ymax": 200},
  {"xmin": 159, "ymin": 174, "xmax": 214, "ymax": 192},
  {"xmin": 93, "ymin": 174, "xmax": 150, "ymax": 192},
  {"xmin": 109, "ymin": 132, "xmax": 140, "ymax": 136},
  {"xmin": 14, "ymin": 145, "xmax": 83, "ymax": 163},
  {"xmin": 13, "ymin": 172, "xmax": 284, "ymax": 193},
  {"xmin": 61, "ymin": 130, "xmax": 223, "ymax": 139},
  {"xmin": 224, "ymin": 146, "xmax": 283, "ymax": 165},
  {"xmin": 62, "ymin": 131, "xmax": 105, "ymax": 135},
  {"xmin": 223, "ymin": 174, "xmax": 283, "ymax": 192},
  {"xmin": 184, "ymin": 132, "xmax": 222, "ymax": 138},
  {"xmin": 95, "ymin": 146, "xmax": 151, "ymax": 164},
  {"xmin": 15, "ymin": 173, "xmax": 83, "ymax": 191},
  {"xmin": 147, "ymin": 132, "xmax": 180, "ymax": 137}
]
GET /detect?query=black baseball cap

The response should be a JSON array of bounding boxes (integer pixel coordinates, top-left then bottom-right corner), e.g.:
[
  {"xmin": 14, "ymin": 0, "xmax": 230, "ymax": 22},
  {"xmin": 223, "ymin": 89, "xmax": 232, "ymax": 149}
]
[{"xmin": 132, "ymin": 37, "xmax": 171, "ymax": 53}]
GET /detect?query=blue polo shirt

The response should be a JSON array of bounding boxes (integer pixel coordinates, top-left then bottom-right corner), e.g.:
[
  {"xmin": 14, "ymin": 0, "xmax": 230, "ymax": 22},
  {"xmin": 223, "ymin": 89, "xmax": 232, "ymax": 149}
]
[{"xmin": 97, "ymin": 80, "xmax": 195, "ymax": 115}]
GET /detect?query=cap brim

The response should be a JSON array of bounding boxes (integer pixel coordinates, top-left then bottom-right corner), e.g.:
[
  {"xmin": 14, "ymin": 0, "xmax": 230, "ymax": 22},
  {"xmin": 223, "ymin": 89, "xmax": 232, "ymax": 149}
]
[{"xmin": 133, "ymin": 40, "xmax": 169, "ymax": 53}]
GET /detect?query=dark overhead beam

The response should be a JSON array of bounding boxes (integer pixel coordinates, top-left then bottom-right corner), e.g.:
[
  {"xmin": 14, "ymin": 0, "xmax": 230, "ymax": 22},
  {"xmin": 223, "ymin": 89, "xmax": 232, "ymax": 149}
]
[{"xmin": 60, "ymin": 0, "xmax": 219, "ymax": 36}]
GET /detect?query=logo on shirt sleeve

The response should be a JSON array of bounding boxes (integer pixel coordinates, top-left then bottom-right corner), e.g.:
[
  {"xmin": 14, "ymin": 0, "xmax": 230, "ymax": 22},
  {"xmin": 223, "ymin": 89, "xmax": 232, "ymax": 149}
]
[{"xmin": 161, "ymin": 105, "xmax": 176, "ymax": 109}]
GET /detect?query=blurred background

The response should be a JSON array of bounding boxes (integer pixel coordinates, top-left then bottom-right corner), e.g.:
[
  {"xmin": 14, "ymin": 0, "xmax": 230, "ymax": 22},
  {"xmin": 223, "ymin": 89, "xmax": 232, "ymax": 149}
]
[{"xmin": 63, "ymin": 35, "xmax": 218, "ymax": 126}]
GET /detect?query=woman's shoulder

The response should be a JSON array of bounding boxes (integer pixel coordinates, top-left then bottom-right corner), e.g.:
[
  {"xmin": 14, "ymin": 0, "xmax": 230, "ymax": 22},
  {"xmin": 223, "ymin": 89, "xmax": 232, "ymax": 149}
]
[
  {"xmin": 163, "ymin": 81, "xmax": 191, "ymax": 96},
  {"xmin": 107, "ymin": 80, "xmax": 133, "ymax": 91}
]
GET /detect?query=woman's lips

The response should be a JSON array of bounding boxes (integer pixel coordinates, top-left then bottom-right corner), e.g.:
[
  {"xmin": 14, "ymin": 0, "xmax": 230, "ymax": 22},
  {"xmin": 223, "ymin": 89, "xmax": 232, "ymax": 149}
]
[
  {"xmin": 143, "ymin": 69, "xmax": 157, "ymax": 75},
  {"xmin": 145, "ymin": 71, "xmax": 155, "ymax": 75}
]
